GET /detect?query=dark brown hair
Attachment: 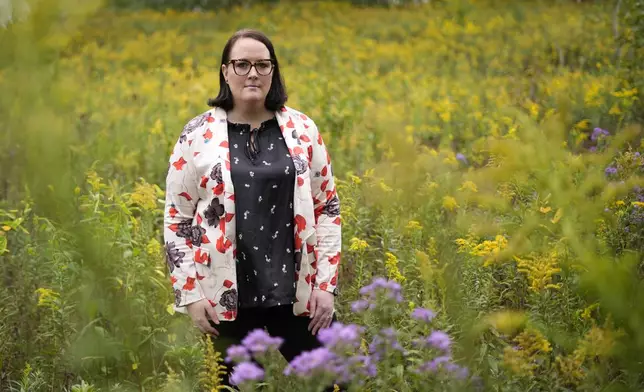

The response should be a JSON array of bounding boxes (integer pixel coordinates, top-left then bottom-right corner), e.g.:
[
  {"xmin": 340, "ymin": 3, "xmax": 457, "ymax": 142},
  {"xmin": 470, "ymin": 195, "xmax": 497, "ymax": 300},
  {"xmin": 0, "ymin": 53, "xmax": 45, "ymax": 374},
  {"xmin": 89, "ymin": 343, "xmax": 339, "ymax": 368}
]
[{"xmin": 207, "ymin": 29, "xmax": 288, "ymax": 111}]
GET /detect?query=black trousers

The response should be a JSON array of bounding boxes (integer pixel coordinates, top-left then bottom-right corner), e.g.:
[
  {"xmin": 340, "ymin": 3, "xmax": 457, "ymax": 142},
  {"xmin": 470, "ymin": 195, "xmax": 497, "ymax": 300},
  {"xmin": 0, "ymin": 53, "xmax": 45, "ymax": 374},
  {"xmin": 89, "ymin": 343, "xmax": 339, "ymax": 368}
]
[{"xmin": 206, "ymin": 304, "xmax": 339, "ymax": 391}]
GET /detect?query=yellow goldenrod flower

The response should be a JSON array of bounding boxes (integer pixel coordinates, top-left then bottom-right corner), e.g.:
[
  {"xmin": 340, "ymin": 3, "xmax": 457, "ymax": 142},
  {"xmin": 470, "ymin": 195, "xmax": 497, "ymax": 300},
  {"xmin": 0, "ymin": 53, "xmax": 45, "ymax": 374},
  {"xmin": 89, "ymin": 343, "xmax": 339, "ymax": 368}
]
[
  {"xmin": 459, "ymin": 180, "xmax": 478, "ymax": 193},
  {"xmin": 442, "ymin": 196, "xmax": 458, "ymax": 211},
  {"xmin": 384, "ymin": 252, "xmax": 405, "ymax": 283},
  {"xmin": 349, "ymin": 237, "xmax": 369, "ymax": 252}
]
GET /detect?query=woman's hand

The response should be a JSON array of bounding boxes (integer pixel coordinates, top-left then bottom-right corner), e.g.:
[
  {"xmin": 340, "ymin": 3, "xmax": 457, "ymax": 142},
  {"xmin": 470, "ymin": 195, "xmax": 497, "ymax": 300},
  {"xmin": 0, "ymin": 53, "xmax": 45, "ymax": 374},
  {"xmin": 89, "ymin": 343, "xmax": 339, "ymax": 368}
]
[
  {"xmin": 308, "ymin": 289, "xmax": 335, "ymax": 335},
  {"xmin": 187, "ymin": 299, "xmax": 220, "ymax": 336}
]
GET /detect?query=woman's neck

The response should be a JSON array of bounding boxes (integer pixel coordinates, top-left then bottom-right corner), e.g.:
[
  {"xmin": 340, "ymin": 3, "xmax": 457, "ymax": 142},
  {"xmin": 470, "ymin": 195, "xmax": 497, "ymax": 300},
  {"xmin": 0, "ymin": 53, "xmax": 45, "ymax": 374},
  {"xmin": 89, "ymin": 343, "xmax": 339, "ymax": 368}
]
[{"xmin": 227, "ymin": 105, "xmax": 274, "ymax": 126}]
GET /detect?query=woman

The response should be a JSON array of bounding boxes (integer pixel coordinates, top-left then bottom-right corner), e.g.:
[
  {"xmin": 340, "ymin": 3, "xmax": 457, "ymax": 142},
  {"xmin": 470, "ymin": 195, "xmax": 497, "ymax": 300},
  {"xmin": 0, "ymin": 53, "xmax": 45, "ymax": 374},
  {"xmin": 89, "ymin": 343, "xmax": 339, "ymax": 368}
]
[{"xmin": 163, "ymin": 29, "xmax": 342, "ymax": 387}]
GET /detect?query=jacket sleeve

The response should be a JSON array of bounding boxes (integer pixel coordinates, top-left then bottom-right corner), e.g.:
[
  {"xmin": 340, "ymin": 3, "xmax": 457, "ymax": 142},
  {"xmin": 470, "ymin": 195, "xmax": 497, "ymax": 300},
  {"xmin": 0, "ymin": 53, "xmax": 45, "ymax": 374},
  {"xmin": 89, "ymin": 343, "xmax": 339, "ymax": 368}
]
[
  {"xmin": 308, "ymin": 120, "xmax": 342, "ymax": 295},
  {"xmin": 163, "ymin": 128, "xmax": 205, "ymax": 309}
]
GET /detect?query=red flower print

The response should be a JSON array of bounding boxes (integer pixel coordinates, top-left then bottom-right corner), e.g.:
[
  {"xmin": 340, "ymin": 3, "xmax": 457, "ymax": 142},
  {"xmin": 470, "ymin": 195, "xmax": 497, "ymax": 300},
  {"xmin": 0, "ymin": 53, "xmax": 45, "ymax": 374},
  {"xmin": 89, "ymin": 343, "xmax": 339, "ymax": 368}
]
[
  {"xmin": 206, "ymin": 115, "xmax": 215, "ymax": 123},
  {"xmin": 333, "ymin": 217, "xmax": 341, "ymax": 225},
  {"xmin": 293, "ymin": 146, "xmax": 304, "ymax": 156},
  {"xmin": 209, "ymin": 300, "xmax": 217, "ymax": 307},
  {"xmin": 221, "ymin": 310, "xmax": 236, "ymax": 320},
  {"xmin": 321, "ymin": 166, "xmax": 328, "ymax": 176},
  {"xmin": 329, "ymin": 252, "xmax": 341, "ymax": 265},
  {"xmin": 200, "ymin": 176, "xmax": 208, "ymax": 188},
  {"xmin": 299, "ymin": 134, "xmax": 311, "ymax": 143},
  {"xmin": 223, "ymin": 279, "xmax": 234, "ymax": 288},
  {"xmin": 212, "ymin": 183, "xmax": 224, "ymax": 196},
  {"xmin": 321, "ymin": 180, "xmax": 329, "ymax": 191},
  {"xmin": 317, "ymin": 132, "xmax": 323, "ymax": 145},
  {"xmin": 178, "ymin": 192, "xmax": 193, "ymax": 201},
  {"xmin": 305, "ymin": 274, "xmax": 311, "ymax": 284},
  {"xmin": 297, "ymin": 177, "xmax": 304, "ymax": 187},
  {"xmin": 194, "ymin": 248, "xmax": 210, "ymax": 265},
  {"xmin": 172, "ymin": 157, "xmax": 187, "ymax": 170},
  {"xmin": 170, "ymin": 275, "xmax": 177, "ymax": 284},
  {"xmin": 225, "ymin": 213, "xmax": 234, "ymax": 222},
  {"xmin": 169, "ymin": 205, "xmax": 178, "ymax": 218},
  {"xmin": 319, "ymin": 282, "xmax": 329, "ymax": 291},
  {"xmin": 216, "ymin": 236, "xmax": 232, "ymax": 253},
  {"xmin": 308, "ymin": 145, "xmax": 313, "ymax": 160},
  {"xmin": 183, "ymin": 277, "xmax": 196, "ymax": 291},
  {"xmin": 331, "ymin": 270, "xmax": 338, "ymax": 286},
  {"xmin": 219, "ymin": 140, "xmax": 229, "ymax": 148},
  {"xmin": 300, "ymin": 113, "xmax": 308, "ymax": 120},
  {"xmin": 286, "ymin": 117, "xmax": 295, "ymax": 128},
  {"xmin": 294, "ymin": 215, "xmax": 307, "ymax": 233},
  {"xmin": 203, "ymin": 128, "xmax": 213, "ymax": 142},
  {"xmin": 196, "ymin": 272, "xmax": 205, "ymax": 280}
]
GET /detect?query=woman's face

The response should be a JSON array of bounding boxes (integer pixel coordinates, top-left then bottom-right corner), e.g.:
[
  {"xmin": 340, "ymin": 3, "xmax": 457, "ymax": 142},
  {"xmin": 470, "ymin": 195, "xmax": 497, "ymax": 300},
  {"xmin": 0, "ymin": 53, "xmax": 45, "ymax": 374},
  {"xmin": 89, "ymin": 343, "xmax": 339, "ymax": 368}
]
[{"xmin": 222, "ymin": 38, "xmax": 273, "ymax": 109}]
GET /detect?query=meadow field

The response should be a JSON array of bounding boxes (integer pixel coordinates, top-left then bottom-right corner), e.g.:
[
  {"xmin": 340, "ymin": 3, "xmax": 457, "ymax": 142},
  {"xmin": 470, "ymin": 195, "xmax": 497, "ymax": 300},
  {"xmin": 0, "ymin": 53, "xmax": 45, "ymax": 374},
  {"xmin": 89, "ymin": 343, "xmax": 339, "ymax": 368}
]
[{"xmin": 1, "ymin": 0, "xmax": 644, "ymax": 391}]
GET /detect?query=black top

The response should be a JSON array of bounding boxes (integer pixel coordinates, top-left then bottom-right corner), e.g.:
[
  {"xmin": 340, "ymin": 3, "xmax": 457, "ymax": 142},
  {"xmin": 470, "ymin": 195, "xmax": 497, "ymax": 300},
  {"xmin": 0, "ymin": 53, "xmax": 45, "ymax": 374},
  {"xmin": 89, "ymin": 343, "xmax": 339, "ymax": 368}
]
[{"xmin": 227, "ymin": 117, "xmax": 297, "ymax": 309}]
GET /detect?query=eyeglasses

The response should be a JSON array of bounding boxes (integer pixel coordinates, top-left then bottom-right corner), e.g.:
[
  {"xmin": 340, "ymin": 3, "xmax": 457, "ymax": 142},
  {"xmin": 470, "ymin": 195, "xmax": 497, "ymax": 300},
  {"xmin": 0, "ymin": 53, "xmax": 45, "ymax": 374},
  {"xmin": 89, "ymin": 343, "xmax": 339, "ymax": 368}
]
[{"xmin": 228, "ymin": 59, "xmax": 274, "ymax": 76}]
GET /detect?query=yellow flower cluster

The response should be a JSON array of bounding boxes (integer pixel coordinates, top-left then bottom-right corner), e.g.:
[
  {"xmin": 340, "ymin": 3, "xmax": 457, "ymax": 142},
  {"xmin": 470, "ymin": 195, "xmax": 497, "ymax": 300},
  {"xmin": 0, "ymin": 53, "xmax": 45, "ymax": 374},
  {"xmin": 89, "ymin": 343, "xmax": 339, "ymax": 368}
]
[
  {"xmin": 384, "ymin": 252, "xmax": 406, "ymax": 283},
  {"xmin": 35, "ymin": 288, "xmax": 60, "ymax": 311},
  {"xmin": 514, "ymin": 251, "xmax": 562, "ymax": 293},
  {"xmin": 503, "ymin": 328, "xmax": 552, "ymax": 377},
  {"xmin": 455, "ymin": 234, "xmax": 508, "ymax": 266}
]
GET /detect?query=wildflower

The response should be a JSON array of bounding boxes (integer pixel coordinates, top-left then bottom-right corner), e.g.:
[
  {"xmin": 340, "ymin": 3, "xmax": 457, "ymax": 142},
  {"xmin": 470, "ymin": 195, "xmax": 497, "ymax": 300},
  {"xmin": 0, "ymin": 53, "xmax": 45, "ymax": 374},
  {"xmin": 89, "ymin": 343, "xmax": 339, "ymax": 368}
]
[
  {"xmin": 225, "ymin": 345, "xmax": 250, "ymax": 363},
  {"xmin": 229, "ymin": 362, "xmax": 264, "ymax": 385},
  {"xmin": 411, "ymin": 307, "xmax": 436, "ymax": 323},
  {"xmin": 426, "ymin": 330, "xmax": 451, "ymax": 352},
  {"xmin": 318, "ymin": 323, "xmax": 364, "ymax": 350},
  {"xmin": 350, "ymin": 299, "xmax": 372, "ymax": 312},
  {"xmin": 456, "ymin": 153, "xmax": 468, "ymax": 164},
  {"xmin": 405, "ymin": 220, "xmax": 423, "ymax": 230},
  {"xmin": 284, "ymin": 347, "xmax": 335, "ymax": 378},
  {"xmin": 349, "ymin": 237, "xmax": 369, "ymax": 252},
  {"xmin": 241, "ymin": 329, "xmax": 283, "ymax": 355},
  {"xmin": 384, "ymin": 252, "xmax": 405, "ymax": 283},
  {"xmin": 414, "ymin": 355, "xmax": 450, "ymax": 373},
  {"xmin": 369, "ymin": 327, "xmax": 405, "ymax": 360},
  {"xmin": 358, "ymin": 277, "xmax": 403, "ymax": 303},
  {"xmin": 459, "ymin": 180, "xmax": 478, "ymax": 193},
  {"xmin": 605, "ymin": 166, "xmax": 618, "ymax": 175},
  {"xmin": 442, "ymin": 196, "xmax": 458, "ymax": 211},
  {"xmin": 591, "ymin": 127, "xmax": 610, "ymax": 141}
]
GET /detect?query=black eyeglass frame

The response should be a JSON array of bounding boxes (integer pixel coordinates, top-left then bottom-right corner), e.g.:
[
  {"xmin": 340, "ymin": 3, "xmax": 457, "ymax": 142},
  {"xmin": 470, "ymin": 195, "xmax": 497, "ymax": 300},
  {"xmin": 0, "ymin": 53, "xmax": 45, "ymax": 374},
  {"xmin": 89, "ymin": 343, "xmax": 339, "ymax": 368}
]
[{"xmin": 227, "ymin": 59, "xmax": 275, "ymax": 76}]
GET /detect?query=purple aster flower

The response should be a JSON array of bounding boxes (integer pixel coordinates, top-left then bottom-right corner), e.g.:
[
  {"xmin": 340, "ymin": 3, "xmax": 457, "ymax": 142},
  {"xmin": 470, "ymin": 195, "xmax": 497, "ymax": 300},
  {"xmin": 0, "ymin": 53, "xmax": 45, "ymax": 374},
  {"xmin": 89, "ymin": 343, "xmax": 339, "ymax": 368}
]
[
  {"xmin": 411, "ymin": 307, "xmax": 436, "ymax": 323},
  {"xmin": 445, "ymin": 362, "xmax": 470, "ymax": 379},
  {"xmin": 427, "ymin": 330, "xmax": 451, "ymax": 352},
  {"xmin": 414, "ymin": 355, "xmax": 451, "ymax": 373},
  {"xmin": 605, "ymin": 166, "xmax": 618, "ymax": 175},
  {"xmin": 369, "ymin": 327, "xmax": 405, "ymax": 361},
  {"xmin": 225, "ymin": 344, "xmax": 251, "ymax": 363},
  {"xmin": 358, "ymin": 277, "xmax": 404, "ymax": 303},
  {"xmin": 351, "ymin": 299, "xmax": 372, "ymax": 313},
  {"xmin": 318, "ymin": 323, "xmax": 364, "ymax": 350},
  {"xmin": 591, "ymin": 127, "xmax": 610, "ymax": 141},
  {"xmin": 242, "ymin": 329, "xmax": 283, "ymax": 355},
  {"xmin": 229, "ymin": 362, "xmax": 264, "ymax": 386},
  {"xmin": 456, "ymin": 153, "xmax": 468, "ymax": 164},
  {"xmin": 284, "ymin": 347, "xmax": 335, "ymax": 378}
]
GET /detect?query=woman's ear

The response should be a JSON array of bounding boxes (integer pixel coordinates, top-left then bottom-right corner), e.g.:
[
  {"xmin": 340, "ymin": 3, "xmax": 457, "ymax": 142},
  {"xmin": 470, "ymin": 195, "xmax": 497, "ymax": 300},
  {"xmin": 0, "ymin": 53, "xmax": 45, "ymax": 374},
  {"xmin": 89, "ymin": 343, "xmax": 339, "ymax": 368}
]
[{"xmin": 221, "ymin": 64, "xmax": 228, "ymax": 83}]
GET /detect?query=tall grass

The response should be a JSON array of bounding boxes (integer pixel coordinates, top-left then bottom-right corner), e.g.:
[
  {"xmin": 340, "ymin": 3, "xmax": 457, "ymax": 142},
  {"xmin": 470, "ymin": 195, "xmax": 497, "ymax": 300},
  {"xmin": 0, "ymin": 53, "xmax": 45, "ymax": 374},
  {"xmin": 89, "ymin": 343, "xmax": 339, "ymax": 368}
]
[{"xmin": 1, "ymin": 0, "xmax": 643, "ymax": 390}]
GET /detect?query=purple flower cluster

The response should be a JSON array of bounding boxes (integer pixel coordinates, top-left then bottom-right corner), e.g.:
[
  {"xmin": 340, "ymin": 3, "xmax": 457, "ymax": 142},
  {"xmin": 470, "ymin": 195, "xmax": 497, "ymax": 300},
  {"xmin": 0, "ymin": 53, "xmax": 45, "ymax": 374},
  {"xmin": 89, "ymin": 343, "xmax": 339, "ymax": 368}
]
[
  {"xmin": 241, "ymin": 328, "xmax": 284, "ymax": 355},
  {"xmin": 426, "ymin": 330, "xmax": 451, "ymax": 352},
  {"xmin": 369, "ymin": 327, "xmax": 405, "ymax": 361},
  {"xmin": 284, "ymin": 347, "xmax": 336, "ymax": 378},
  {"xmin": 605, "ymin": 166, "xmax": 618, "ymax": 176},
  {"xmin": 456, "ymin": 153, "xmax": 468, "ymax": 164},
  {"xmin": 411, "ymin": 307, "xmax": 436, "ymax": 323},
  {"xmin": 318, "ymin": 322, "xmax": 364, "ymax": 350},
  {"xmin": 229, "ymin": 362, "xmax": 265, "ymax": 386},
  {"xmin": 591, "ymin": 127, "xmax": 610, "ymax": 141},
  {"xmin": 414, "ymin": 355, "xmax": 469, "ymax": 380},
  {"xmin": 359, "ymin": 277, "xmax": 404, "ymax": 303},
  {"xmin": 226, "ymin": 344, "xmax": 251, "ymax": 364}
]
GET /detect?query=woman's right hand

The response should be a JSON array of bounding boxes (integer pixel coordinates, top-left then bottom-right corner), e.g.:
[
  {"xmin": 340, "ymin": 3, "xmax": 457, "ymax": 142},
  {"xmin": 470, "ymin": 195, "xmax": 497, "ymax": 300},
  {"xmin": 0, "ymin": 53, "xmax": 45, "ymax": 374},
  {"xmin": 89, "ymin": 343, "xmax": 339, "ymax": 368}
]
[{"xmin": 187, "ymin": 299, "xmax": 220, "ymax": 336}]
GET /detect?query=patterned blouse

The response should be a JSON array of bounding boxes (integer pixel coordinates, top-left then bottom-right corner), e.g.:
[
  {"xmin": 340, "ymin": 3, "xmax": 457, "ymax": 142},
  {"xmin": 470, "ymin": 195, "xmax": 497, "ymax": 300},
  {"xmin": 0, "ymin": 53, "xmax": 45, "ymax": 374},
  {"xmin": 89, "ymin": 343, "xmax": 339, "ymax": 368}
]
[{"xmin": 227, "ymin": 117, "xmax": 297, "ymax": 309}]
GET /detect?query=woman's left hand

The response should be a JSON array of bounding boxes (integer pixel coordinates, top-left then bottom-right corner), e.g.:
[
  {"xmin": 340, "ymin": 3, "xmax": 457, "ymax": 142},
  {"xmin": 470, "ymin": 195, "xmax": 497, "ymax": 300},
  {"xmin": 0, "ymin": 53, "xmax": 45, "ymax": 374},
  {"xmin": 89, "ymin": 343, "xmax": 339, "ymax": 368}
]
[{"xmin": 308, "ymin": 289, "xmax": 335, "ymax": 335}]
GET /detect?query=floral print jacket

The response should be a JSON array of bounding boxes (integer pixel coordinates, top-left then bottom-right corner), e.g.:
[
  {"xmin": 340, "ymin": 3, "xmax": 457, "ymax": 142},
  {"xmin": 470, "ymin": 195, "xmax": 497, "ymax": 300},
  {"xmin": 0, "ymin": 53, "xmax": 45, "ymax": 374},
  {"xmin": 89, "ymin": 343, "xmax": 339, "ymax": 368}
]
[{"xmin": 163, "ymin": 106, "xmax": 341, "ymax": 321}]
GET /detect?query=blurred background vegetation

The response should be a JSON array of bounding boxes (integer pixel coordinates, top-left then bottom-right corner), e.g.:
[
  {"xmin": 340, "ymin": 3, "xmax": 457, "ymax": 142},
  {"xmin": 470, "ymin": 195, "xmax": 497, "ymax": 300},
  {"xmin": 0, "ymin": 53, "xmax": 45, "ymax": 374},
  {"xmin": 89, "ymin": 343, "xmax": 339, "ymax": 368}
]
[{"xmin": 1, "ymin": 0, "xmax": 644, "ymax": 391}]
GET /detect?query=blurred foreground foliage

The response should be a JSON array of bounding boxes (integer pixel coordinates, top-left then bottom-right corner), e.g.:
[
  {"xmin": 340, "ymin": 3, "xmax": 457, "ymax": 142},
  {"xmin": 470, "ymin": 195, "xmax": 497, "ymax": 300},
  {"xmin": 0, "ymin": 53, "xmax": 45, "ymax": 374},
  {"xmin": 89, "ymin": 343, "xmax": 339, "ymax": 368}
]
[{"xmin": 1, "ymin": 0, "xmax": 644, "ymax": 390}]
